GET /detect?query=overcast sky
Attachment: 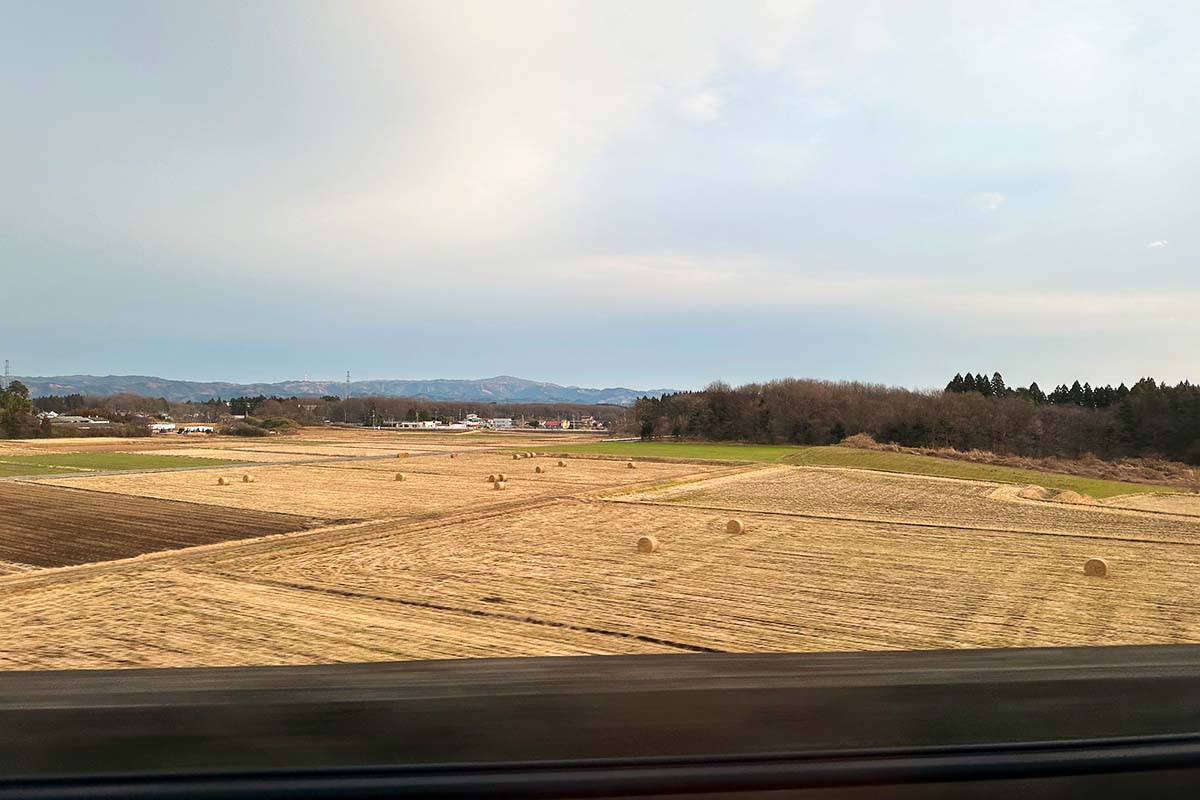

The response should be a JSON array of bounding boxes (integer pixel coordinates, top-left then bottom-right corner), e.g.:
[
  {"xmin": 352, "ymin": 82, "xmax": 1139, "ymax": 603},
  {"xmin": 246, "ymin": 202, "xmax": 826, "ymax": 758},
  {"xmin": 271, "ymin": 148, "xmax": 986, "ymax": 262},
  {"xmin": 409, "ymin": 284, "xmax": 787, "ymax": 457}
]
[{"xmin": 3, "ymin": 1, "xmax": 1196, "ymax": 390}]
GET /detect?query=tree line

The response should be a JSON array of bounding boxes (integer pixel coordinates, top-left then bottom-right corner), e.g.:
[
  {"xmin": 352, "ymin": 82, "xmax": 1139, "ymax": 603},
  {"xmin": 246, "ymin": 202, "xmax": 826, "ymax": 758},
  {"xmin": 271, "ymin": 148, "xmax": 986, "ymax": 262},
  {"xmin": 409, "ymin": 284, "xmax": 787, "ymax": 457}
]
[
  {"xmin": 8, "ymin": 391, "xmax": 628, "ymax": 438},
  {"xmin": 629, "ymin": 376, "xmax": 1200, "ymax": 465},
  {"xmin": 945, "ymin": 370, "xmax": 1138, "ymax": 409}
]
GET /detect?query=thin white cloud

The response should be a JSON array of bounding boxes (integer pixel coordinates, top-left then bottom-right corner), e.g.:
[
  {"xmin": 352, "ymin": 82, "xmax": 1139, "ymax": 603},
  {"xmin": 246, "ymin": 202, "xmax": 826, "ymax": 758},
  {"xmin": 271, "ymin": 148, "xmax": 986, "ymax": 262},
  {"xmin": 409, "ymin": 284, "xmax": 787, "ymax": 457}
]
[
  {"xmin": 680, "ymin": 89, "xmax": 725, "ymax": 123},
  {"xmin": 569, "ymin": 251, "xmax": 1200, "ymax": 334},
  {"xmin": 970, "ymin": 192, "xmax": 1007, "ymax": 212},
  {"xmin": 1146, "ymin": 240, "xmax": 1170, "ymax": 248}
]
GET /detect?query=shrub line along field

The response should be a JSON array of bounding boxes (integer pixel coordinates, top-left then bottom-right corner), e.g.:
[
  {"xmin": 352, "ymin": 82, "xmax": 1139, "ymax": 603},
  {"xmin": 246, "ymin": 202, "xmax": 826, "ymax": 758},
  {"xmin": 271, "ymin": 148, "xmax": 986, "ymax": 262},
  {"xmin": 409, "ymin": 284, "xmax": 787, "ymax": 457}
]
[
  {"xmin": 3, "ymin": 428, "xmax": 1200, "ymax": 670},
  {"xmin": 554, "ymin": 441, "xmax": 1178, "ymax": 499}
]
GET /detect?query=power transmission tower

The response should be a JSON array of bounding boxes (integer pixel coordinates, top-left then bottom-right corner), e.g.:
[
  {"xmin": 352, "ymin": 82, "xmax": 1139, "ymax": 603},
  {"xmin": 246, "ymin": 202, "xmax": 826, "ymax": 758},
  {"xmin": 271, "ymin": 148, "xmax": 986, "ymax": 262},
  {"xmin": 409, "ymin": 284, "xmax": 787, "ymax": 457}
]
[
  {"xmin": 2, "ymin": 360, "xmax": 9, "ymax": 390},
  {"xmin": 344, "ymin": 371, "xmax": 351, "ymax": 401}
]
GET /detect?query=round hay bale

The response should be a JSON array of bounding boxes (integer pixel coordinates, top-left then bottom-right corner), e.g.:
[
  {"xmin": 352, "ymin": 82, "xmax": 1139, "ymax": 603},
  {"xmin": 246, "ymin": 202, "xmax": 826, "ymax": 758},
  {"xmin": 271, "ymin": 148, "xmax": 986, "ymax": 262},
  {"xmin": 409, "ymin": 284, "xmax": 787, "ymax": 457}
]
[
  {"xmin": 526, "ymin": 452, "xmax": 534, "ymax": 458},
  {"xmin": 394, "ymin": 472, "xmax": 406, "ymax": 482},
  {"xmin": 513, "ymin": 453, "xmax": 521, "ymax": 460},
  {"xmin": 216, "ymin": 477, "xmax": 228, "ymax": 486},
  {"xmin": 493, "ymin": 480, "xmax": 507, "ymax": 490},
  {"xmin": 487, "ymin": 473, "xmax": 498, "ymax": 483},
  {"xmin": 726, "ymin": 518, "xmax": 746, "ymax": 535},
  {"xmin": 397, "ymin": 452, "xmax": 408, "ymax": 459},
  {"xmin": 627, "ymin": 461, "xmax": 637, "ymax": 469},
  {"xmin": 450, "ymin": 453, "xmax": 457, "ymax": 459},
  {"xmin": 1084, "ymin": 558, "xmax": 1108, "ymax": 577},
  {"xmin": 637, "ymin": 535, "xmax": 659, "ymax": 553},
  {"xmin": 498, "ymin": 472, "xmax": 508, "ymax": 482},
  {"xmin": 557, "ymin": 460, "xmax": 566, "ymax": 467},
  {"xmin": 242, "ymin": 474, "xmax": 254, "ymax": 483},
  {"xmin": 535, "ymin": 465, "xmax": 545, "ymax": 473}
]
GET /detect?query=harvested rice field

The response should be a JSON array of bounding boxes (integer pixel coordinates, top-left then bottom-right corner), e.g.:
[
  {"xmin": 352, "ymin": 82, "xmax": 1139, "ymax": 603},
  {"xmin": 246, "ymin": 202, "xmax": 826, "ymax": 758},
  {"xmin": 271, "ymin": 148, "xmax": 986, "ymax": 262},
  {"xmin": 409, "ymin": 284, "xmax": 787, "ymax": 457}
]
[
  {"xmin": 1103, "ymin": 492, "xmax": 1200, "ymax": 518},
  {"xmin": 621, "ymin": 466, "xmax": 1200, "ymax": 544},
  {"xmin": 1, "ymin": 426, "xmax": 1198, "ymax": 670},
  {"xmin": 39, "ymin": 457, "xmax": 723, "ymax": 520}
]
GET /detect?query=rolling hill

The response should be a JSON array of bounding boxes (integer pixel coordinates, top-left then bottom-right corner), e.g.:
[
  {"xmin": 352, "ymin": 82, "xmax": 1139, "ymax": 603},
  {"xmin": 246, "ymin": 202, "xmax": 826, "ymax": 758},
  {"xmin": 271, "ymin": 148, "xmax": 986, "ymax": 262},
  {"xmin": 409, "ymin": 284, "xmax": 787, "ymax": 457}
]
[{"xmin": 12, "ymin": 374, "xmax": 673, "ymax": 407}]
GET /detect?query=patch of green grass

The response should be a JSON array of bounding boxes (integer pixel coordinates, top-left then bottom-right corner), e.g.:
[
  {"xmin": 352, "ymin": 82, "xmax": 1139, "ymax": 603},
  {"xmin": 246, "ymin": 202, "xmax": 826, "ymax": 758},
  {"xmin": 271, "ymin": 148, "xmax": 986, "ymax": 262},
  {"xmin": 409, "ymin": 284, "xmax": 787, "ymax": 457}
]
[
  {"xmin": 0, "ymin": 452, "xmax": 244, "ymax": 472},
  {"xmin": 780, "ymin": 447, "xmax": 1172, "ymax": 499},
  {"xmin": 554, "ymin": 441, "xmax": 802, "ymax": 463},
  {"xmin": 0, "ymin": 462, "xmax": 77, "ymax": 478},
  {"xmin": 554, "ymin": 441, "xmax": 1174, "ymax": 499}
]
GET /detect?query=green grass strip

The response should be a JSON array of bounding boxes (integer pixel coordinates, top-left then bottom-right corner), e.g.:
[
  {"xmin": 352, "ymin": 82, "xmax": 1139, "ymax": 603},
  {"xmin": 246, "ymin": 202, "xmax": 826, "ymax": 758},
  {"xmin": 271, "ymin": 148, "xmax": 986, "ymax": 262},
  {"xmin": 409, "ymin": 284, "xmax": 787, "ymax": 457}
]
[{"xmin": 0, "ymin": 452, "xmax": 244, "ymax": 472}]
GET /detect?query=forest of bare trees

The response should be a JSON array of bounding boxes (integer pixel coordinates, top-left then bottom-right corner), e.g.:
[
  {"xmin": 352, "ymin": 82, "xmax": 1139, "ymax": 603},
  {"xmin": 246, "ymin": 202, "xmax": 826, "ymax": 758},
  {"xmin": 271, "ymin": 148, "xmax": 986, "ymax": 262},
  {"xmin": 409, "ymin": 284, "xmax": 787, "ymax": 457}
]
[{"xmin": 628, "ymin": 377, "xmax": 1200, "ymax": 465}]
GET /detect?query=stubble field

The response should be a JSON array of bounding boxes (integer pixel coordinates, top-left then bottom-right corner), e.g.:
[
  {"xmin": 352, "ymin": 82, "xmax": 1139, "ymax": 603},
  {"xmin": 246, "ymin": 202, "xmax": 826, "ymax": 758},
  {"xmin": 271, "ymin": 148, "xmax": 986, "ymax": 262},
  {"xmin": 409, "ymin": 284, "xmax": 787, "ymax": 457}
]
[{"xmin": 1, "ymin": 429, "xmax": 1198, "ymax": 670}]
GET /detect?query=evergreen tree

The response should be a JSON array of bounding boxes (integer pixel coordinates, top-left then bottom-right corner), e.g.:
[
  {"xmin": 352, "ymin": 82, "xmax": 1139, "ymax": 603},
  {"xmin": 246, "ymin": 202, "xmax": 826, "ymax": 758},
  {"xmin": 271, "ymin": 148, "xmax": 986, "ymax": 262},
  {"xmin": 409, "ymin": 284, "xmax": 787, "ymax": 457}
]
[
  {"xmin": 1027, "ymin": 382, "xmax": 1046, "ymax": 403},
  {"xmin": 945, "ymin": 373, "xmax": 965, "ymax": 393},
  {"xmin": 1068, "ymin": 380, "xmax": 1084, "ymax": 405},
  {"xmin": 975, "ymin": 373, "xmax": 992, "ymax": 397},
  {"xmin": 991, "ymin": 372, "xmax": 1007, "ymax": 397},
  {"xmin": 962, "ymin": 373, "xmax": 977, "ymax": 393},
  {"xmin": 1115, "ymin": 401, "xmax": 1140, "ymax": 449},
  {"xmin": 1082, "ymin": 382, "xmax": 1094, "ymax": 408}
]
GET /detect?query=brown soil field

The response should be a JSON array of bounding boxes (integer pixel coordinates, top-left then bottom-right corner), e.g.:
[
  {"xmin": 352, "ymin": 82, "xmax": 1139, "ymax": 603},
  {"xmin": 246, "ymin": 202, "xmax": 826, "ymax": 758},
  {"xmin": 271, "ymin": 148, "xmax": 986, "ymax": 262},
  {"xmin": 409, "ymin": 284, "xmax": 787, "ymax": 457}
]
[
  {"xmin": 0, "ymin": 483, "xmax": 318, "ymax": 568},
  {"xmin": 622, "ymin": 466, "xmax": 1200, "ymax": 544}
]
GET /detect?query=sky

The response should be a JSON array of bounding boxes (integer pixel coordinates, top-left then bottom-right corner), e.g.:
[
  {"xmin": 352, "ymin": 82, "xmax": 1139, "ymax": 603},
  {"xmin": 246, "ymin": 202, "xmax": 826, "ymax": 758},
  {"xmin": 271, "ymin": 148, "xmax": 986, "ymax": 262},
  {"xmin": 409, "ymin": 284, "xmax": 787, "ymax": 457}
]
[{"xmin": 2, "ymin": 0, "xmax": 1197, "ymax": 391}]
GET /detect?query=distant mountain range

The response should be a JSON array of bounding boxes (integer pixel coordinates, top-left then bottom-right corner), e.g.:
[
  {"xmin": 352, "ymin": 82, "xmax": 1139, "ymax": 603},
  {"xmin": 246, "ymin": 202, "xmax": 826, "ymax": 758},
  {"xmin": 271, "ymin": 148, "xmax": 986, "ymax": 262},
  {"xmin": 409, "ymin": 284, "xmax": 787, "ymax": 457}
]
[{"xmin": 11, "ymin": 374, "xmax": 674, "ymax": 407}]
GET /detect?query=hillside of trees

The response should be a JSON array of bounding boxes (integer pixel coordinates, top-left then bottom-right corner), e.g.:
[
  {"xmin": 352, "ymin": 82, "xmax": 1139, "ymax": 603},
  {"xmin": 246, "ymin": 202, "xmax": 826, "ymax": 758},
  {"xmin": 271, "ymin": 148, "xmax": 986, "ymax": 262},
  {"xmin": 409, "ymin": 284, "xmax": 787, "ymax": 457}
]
[{"xmin": 629, "ymin": 375, "xmax": 1200, "ymax": 465}]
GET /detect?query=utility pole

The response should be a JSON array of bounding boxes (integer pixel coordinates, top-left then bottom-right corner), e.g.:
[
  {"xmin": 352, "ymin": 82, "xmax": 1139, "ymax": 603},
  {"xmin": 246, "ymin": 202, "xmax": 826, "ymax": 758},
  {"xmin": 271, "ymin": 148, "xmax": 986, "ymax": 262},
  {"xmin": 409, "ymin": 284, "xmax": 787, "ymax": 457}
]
[{"xmin": 342, "ymin": 371, "xmax": 351, "ymax": 424}]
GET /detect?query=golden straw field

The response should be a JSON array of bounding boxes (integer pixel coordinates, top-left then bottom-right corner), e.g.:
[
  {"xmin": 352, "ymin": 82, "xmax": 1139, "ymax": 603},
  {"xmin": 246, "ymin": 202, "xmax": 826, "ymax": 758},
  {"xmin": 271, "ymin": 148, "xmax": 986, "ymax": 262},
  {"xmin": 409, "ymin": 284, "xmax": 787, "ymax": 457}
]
[{"xmin": 2, "ymin": 427, "xmax": 1200, "ymax": 670}]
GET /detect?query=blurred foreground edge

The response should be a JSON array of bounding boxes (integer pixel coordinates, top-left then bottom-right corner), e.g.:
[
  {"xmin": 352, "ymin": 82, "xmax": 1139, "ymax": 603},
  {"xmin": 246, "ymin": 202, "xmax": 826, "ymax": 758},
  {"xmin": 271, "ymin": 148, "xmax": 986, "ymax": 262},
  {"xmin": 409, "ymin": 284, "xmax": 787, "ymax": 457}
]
[{"xmin": 2, "ymin": 645, "xmax": 1200, "ymax": 798}]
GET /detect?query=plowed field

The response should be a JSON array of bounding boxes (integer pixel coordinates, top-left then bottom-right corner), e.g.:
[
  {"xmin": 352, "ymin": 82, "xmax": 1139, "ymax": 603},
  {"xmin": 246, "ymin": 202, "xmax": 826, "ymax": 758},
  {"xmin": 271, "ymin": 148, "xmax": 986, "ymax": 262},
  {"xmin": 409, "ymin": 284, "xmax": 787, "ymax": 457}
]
[{"xmin": 0, "ymin": 483, "xmax": 318, "ymax": 567}]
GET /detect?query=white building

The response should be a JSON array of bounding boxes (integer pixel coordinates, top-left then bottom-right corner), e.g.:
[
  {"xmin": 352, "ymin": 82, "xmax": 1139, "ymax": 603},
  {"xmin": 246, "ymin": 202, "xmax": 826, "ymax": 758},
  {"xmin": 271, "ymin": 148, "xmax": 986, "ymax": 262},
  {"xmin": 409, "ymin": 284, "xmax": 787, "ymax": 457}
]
[{"xmin": 49, "ymin": 415, "xmax": 111, "ymax": 426}]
